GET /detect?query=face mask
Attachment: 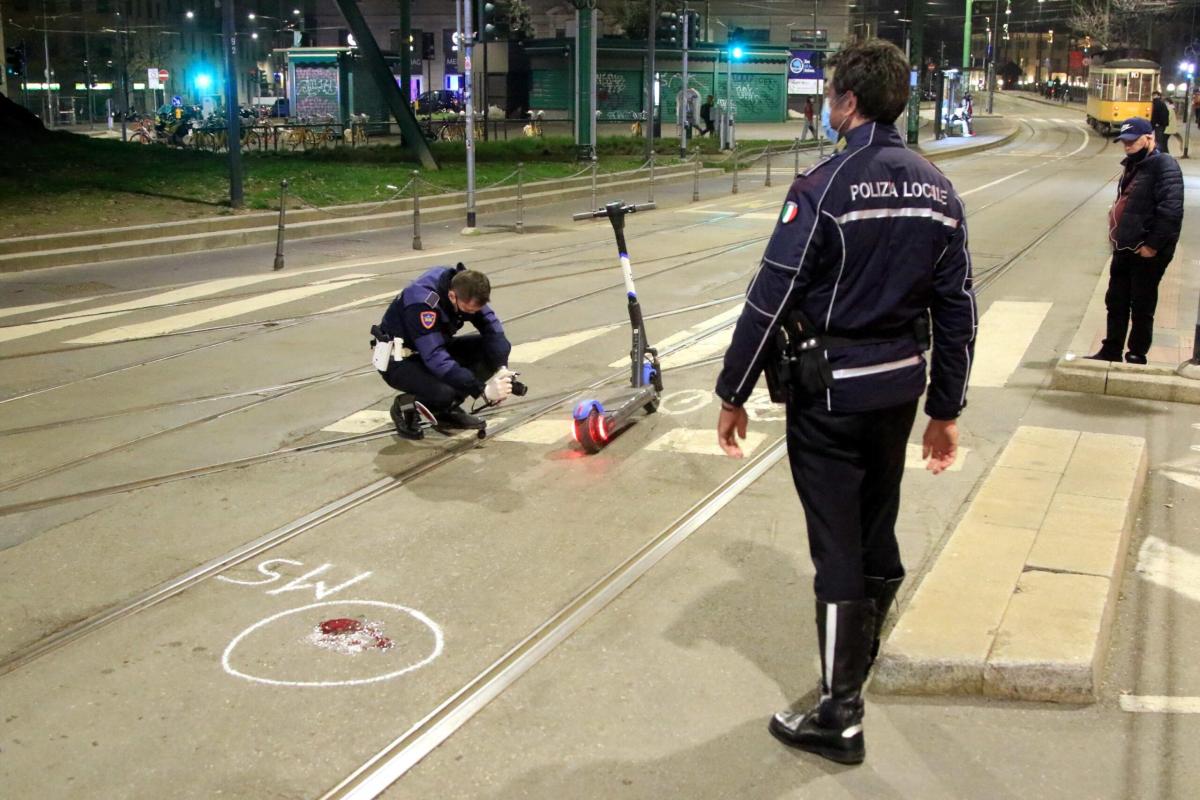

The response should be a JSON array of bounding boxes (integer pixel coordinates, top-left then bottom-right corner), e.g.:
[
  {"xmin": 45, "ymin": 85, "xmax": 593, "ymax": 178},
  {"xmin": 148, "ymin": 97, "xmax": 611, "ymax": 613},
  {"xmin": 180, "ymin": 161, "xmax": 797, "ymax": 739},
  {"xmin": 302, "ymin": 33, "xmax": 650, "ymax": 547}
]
[{"xmin": 822, "ymin": 92, "xmax": 848, "ymax": 144}]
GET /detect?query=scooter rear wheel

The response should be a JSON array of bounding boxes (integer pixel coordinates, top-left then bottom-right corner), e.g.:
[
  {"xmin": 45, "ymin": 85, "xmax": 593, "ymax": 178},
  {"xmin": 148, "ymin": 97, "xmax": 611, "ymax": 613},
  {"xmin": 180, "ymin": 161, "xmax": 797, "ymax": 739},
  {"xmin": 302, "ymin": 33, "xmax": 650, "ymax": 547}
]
[{"xmin": 575, "ymin": 409, "xmax": 606, "ymax": 454}]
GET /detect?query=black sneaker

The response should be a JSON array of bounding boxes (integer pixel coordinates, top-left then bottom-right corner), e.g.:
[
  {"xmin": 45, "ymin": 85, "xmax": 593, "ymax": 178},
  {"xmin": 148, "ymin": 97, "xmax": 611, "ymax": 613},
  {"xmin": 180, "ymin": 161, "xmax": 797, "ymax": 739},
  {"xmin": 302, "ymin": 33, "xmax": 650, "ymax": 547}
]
[
  {"xmin": 390, "ymin": 396, "xmax": 424, "ymax": 440},
  {"xmin": 437, "ymin": 405, "xmax": 486, "ymax": 431},
  {"xmin": 1124, "ymin": 352, "xmax": 1148, "ymax": 365}
]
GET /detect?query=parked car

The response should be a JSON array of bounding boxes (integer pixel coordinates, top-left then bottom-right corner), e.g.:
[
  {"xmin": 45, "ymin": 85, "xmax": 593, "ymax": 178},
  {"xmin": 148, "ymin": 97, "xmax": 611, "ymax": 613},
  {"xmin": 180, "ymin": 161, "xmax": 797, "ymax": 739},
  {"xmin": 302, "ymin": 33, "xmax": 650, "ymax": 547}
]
[{"xmin": 415, "ymin": 89, "xmax": 463, "ymax": 115}]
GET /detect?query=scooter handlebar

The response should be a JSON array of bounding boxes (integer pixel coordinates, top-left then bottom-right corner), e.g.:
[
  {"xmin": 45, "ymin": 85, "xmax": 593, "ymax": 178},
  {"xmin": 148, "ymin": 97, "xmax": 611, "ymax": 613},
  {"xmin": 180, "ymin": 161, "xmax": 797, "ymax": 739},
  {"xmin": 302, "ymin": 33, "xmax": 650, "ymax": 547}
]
[{"xmin": 571, "ymin": 201, "xmax": 657, "ymax": 221}]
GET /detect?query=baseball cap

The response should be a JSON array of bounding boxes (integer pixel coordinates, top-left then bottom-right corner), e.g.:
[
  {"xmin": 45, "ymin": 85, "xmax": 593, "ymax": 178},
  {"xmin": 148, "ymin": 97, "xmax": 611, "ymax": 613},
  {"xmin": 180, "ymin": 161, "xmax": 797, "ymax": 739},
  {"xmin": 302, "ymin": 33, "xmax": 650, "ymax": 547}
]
[{"xmin": 1113, "ymin": 117, "xmax": 1153, "ymax": 142}]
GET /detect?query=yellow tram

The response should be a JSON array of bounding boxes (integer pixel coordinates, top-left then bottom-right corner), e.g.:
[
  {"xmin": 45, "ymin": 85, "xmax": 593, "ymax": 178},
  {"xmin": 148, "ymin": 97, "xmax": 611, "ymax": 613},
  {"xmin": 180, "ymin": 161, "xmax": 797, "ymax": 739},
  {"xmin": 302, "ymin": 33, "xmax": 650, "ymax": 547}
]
[{"xmin": 1086, "ymin": 58, "xmax": 1160, "ymax": 134}]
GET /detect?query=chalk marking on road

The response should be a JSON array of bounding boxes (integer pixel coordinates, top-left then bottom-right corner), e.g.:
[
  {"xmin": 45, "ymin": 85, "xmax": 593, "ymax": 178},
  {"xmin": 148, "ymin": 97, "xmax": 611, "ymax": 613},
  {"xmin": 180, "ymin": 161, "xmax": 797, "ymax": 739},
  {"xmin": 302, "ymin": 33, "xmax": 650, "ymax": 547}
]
[
  {"xmin": 65, "ymin": 275, "xmax": 375, "ymax": 344},
  {"xmin": 510, "ymin": 324, "xmax": 620, "ymax": 363},
  {"xmin": 322, "ymin": 410, "xmax": 392, "ymax": 434},
  {"xmin": 320, "ymin": 437, "xmax": 787, "ymax": 799},
  {"xmin": 969, "ymin": 300, "xmax": 1053, "ymax": 387},
  {"xmin": 222, "ymin": 600, "xmax": 444, "ymax": 688},
  {"xmin": 1120, "ymin": 695, "xmax": 1200, "ymax": 714},
  {"xmin": 1136, "ymin": 535, "xmax": 1200, "ymax": 605}
]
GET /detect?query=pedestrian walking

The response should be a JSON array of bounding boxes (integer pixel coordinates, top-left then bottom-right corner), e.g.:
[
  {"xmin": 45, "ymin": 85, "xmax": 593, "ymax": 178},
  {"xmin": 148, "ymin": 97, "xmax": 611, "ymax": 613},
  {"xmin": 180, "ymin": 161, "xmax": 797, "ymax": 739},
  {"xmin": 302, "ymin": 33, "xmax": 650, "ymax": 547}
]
[
  {"xmin": 800, "ymin": 96, "xmax": 818, "ymax": 141},
  {"xmin": 700, "ymin": 94, "xmax": 715, "ymax": 137},
  {"xmin": 1088, "ymin": 117, "xmax": 1184, "ymax": 365},
  {"xmin": 1151, "ymin": 91, "xmax": 1170, "ymax": 154},
  {"xmin": 714, "ymin": 39, "xmax": 976, "ymax": 766}
]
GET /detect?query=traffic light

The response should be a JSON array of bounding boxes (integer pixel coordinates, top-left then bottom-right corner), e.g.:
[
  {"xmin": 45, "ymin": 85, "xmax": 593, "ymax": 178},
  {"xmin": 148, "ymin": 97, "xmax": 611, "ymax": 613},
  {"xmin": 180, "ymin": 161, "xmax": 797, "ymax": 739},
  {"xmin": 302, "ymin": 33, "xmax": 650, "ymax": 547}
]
[
  {"xmin": 656, "ymin": 11, "xmax": 679, "ymax": 48},
  {"xmin": 5, "ymin": 44, "xmax": 26, "ymax": 78},
  {"xmin": 728, "ymin": 27, "xmax": 746, "ymax": 60},
  {"xmin": 421, "ymin": 31, "xmax": 435, "ymax": 60},
  {"xmin": 476, "ymin": 1, "xmax": 497, "ymax": 42},
  {"xmin": 685, "ymin": 10, "xmax": 702, "ymax": 48}
]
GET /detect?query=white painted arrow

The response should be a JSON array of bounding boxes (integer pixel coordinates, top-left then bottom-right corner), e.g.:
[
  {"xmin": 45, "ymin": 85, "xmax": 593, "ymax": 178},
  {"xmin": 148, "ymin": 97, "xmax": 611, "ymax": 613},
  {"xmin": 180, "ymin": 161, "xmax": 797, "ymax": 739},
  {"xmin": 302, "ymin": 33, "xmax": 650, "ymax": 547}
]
[{"xmin": 1136, "ymin": 535, "xmax": 1200, "ymax": 605}]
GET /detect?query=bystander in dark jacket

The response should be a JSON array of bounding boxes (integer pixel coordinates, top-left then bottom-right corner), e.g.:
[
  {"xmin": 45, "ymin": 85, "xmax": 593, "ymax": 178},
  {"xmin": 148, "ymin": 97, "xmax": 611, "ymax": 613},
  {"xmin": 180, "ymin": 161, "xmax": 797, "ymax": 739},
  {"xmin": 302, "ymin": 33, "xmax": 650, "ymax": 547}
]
[
  {"xmin": 1151, "ymin": 92, "xmax": 1171, "ymax": 153},
  {"xmin": 1090, "ymin": 117, "xmax": 1184, "ymax": 364}
]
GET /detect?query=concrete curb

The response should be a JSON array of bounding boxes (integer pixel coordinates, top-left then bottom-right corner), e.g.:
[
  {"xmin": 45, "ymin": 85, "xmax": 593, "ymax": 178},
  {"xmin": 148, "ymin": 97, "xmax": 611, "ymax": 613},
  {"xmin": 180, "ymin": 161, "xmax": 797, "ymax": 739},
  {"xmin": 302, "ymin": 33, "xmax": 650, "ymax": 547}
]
[
  {"xmin": 873, "ymin": 426, "xmax": 1147, "ymax": 703},
  {"xmin": 1050, "ymin": 256, "xmax": 1200, "ymax": 404},
  {"xmin": 918, "ymin": 121, "xmax": 1022, "ymax": 163}
]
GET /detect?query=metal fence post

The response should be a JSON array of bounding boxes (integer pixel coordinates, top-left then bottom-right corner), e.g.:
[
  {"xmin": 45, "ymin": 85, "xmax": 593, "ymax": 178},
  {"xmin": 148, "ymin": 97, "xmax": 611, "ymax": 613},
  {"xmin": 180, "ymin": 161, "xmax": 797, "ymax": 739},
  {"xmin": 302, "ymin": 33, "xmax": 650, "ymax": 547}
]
[
  {"xmin": 732, "ymin": 143, "xmax": 739, "ymax": 194},
  {"xmin": 411, "ymin": 170, "xmax": 423, "ymax": 251},
  {"xmin": 648, "ymin": 150, "xmax": 656, "ymax": 203},
  {"xmin": 793, "ymin": 137, "xmax": 800, "ymax": 176},
  {"xmin": 272, "ymin": 179, "xmax": 287, "ymax": 271},
  {"xmin": 516, "ymin": 161, "xmax": 525, "ymax": 234},
  {"xmin": 591, "ymin": 155, "xmax": 598, "ymax": 210},
  {"xmin": 764, "ymin": 144, "xmax": 772, "ymax": 188},
  {"xmin": 692, "ymin": 148, "xmax": 701, "ymax": 202}
]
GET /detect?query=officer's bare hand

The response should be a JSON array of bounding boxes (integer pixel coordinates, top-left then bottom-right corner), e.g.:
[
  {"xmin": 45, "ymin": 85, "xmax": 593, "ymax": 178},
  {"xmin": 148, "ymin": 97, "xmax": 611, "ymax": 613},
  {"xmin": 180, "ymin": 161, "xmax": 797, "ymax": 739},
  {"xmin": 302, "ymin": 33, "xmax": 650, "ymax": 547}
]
[
  {"xmin": 922, "ymin": 419, "xmax": 958, "ymax": 475},
  {"xmin": 1136, "ymin": 245, "xmax": 1158, "ymax": 258},
  {"xmin": 717, "ymin": 404, "xmax": 749, "ymax": 459}
]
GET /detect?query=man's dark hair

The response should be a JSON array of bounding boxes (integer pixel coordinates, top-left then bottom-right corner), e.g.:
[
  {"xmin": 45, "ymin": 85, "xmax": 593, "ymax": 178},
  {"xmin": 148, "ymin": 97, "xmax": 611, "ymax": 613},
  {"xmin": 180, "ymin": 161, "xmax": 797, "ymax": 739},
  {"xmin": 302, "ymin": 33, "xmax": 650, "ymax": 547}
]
[
  {"xmin": 451, "ymin": 269, "xmax": 491, "ymax": 304},
  {"xmin": 1153, "ymin": 90, "xmax": 1163, "ymax": 98},
  {"xmin": 827, "ymin": 39, "xmax": 911, "ymax": 125}
]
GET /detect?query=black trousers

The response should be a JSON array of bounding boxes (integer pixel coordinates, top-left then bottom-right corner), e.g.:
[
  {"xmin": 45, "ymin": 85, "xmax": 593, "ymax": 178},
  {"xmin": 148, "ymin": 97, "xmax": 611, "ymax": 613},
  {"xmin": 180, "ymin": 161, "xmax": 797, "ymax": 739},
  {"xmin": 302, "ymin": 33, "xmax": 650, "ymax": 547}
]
[
  {"xmin": 786, "ymin": 399, "xmax": 919, "ymax": 603},
  {"xmin": 1102, "ymin": 250, "xmax": 1171, "ymax": 359},
  {"xmin": 379, "ymin": 334, "xmax": 501, "ymax": 413},
  {"xmin": 1154, "ymin": 127, "xmax": 1170, "ymax": 154}
]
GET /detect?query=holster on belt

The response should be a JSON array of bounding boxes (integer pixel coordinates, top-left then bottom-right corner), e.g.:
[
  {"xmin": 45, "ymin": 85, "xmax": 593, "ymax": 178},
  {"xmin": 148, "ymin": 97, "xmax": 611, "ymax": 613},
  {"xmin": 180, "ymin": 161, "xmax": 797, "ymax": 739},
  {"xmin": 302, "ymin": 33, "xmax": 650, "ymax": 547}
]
[{"xmin": 764, "ymin": 310, "xmax": 832, "ymax": 403}]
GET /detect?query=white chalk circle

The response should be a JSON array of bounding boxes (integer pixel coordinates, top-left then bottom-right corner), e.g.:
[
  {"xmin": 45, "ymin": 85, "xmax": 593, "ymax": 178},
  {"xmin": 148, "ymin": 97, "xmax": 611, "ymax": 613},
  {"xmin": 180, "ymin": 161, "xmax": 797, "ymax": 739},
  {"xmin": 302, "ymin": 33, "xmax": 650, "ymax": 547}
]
[
  {"xmin": 658, "ymin": 389, "xmax": 713, "ymax": 416},
  {"xmin": 222, "ymin": 600, "xmax": 444, "ymax": 688}
]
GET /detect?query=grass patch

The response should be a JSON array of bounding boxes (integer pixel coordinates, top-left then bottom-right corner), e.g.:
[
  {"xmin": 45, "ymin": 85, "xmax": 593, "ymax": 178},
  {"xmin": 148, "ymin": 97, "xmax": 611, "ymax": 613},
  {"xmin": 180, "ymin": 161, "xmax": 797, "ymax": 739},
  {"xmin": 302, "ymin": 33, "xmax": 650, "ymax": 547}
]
[{"xmin": 0, "ymin": 129, "xmax": 810, "ymax": 238}]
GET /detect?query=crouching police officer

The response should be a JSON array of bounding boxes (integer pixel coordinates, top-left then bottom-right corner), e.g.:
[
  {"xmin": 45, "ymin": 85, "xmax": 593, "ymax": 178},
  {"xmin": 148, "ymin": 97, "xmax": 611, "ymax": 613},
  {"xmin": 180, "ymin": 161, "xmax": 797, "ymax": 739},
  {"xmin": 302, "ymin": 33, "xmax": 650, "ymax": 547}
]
[
  {"xmin": 373, "ymin": 264, "xmax": 515, "ymax": 439},
  {"xmin": 715, "ymin": 39, "xmax": 976, "ymax": 765}
]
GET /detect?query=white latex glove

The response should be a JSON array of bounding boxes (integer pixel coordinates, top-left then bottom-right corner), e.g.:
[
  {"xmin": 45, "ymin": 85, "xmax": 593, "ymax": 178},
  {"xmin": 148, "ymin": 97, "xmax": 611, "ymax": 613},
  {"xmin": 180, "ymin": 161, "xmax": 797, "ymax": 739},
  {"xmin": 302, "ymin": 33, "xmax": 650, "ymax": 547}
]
[{"xmin": 484, "ymin": 369, "xmax": 514, "ymax": 404}]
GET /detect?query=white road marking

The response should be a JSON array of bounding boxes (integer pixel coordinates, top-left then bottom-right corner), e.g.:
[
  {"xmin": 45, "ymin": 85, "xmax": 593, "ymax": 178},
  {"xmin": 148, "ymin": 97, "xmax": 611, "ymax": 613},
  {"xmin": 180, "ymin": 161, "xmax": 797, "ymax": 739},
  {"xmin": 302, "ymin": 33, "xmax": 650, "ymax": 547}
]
[
  {"xmin": 320, "ymin": 290, "xmax": 400, "ymax": 314},
  {"xmin": 742, "ymin": 212, "xmax": 782, "ymax": 220},
  {"xmin": 509, "ymin": 324, "xmax": 619, "ymax": 363},
  {"xmin": 1120, "ymin": 695, "xmax": 1200, "ymax": 714},
  {"xmin": 646, "ymin": 427, "xmax": 767, "ymax": 457},
  {"xmin": 969, "ymin": 301, "xmax": 1053, "ymax": 387},
  {"xmin": 1136, "ymin": 535, "xmax": 1200, "ymax": 604},
  {"xmin": 905, "ymin": 443, "xmax": 969, "ymax": 472},
  {"xmin": 322, "ymin": 410, "xmax": 392, "ymax": 434},
  {"xmin": 0, "ymin": 296, "xmax": 95, "ymax": 321},
  {"xmin": 660, "ymin": 327, "xmax": 734, "ymax": 368},
  {"xmin": 66, "ymin": 275, "xmax": 375, "ymax": 344},
  {"xmin": 495, "ymin": 419, "xmax": 570, "ymax": 444},
  {"xmin": 610, "ymin": 305, "xmax": 742, "ymax": 368},
  {"xmin": 1161, "ymin": 469, "xmax": 1200, "ymax": 490}
]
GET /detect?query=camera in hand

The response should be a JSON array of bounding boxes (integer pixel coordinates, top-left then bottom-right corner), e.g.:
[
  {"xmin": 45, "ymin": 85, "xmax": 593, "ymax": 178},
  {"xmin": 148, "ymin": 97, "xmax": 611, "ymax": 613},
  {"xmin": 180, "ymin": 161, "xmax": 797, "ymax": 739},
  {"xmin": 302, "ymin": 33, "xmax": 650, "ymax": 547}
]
[{"xmin": 511, "ymin": 378, "xmax": 528, "ymax": 396}]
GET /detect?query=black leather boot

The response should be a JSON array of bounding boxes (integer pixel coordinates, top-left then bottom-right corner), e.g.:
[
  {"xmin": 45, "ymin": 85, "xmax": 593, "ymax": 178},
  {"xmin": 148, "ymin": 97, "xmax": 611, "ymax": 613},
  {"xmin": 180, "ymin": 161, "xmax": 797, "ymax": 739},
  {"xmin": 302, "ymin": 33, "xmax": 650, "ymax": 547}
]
[
  {"xmin": 769, "ymin": 599, "xmax": 875, "ymax": 765},
  {"xmin": 390, "ymin": 395, "xmax": 423, "ymax": 440},
  {"xmin": 437, "ymin": 405, "xmax": 486, "ymax": 431},
  {"xmin": 864, "ymin": 575, "xmax": 904, "ymax": 673}
]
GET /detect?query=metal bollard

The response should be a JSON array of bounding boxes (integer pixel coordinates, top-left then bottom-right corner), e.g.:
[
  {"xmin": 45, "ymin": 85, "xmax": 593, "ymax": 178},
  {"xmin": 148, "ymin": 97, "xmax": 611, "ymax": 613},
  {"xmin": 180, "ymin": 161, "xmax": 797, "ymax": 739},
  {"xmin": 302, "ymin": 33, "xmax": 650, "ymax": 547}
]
[
  {"xmin": 591, "ymin": 156, "xmax": 598, "ymax": 211},
  {"xmin": 516, "ymin": 162, "xmax": 524, "ymax": 234},
  {"xmin": 732, "ymin": 143, "xmax": 739, "ymax": 195},
  {"xmin": 273, "ymin": 179, "xmax": 288, "ymax": 271},
  {"xmin": 692, "ymin": 148, "xmax": 701, "ymax": 202},
  {"xmin": 648, "ymin": 150, "xmax": 656, "ymax": 203},
  {"xmin": 764, "ymin": 144, "xmax": 772, "ymax": 188},
  {"xmin": 793, "ymin": 138, "xmax": 800, "ymax": 176},
  {"xmin": 411, "ymin": 170, "xmax": 423, "ymax": 251}
]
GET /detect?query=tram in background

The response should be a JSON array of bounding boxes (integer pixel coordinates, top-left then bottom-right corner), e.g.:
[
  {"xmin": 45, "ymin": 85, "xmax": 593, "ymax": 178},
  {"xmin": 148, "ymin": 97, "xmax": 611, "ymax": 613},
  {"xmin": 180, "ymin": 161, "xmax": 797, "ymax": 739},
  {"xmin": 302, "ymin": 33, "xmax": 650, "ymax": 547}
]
[{"xmin": 1086, "ymin": 58, "xmax": 1161, "ymax": 135}]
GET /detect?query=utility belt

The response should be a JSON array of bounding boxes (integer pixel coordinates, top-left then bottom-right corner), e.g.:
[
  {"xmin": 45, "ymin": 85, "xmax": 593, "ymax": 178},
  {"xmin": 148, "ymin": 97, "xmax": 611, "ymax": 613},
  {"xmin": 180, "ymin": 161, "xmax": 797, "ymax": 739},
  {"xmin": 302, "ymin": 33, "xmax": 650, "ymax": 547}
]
[
  {"xmin": 369, "ymin": 325, "xmax": 417, "ymax": 371},
  {"xmin": 764, "ymin": 310, "xmax": 931, "ymax": 404}
]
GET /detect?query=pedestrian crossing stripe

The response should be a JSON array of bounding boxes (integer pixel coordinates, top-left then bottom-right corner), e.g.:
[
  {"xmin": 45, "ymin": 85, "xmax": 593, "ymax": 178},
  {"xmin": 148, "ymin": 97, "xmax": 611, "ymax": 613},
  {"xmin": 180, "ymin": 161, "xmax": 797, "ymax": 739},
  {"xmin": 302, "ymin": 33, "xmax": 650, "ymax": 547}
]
[{"xmin": 970, "ymin": 301, "xmax": 1053, "ymax": 388}]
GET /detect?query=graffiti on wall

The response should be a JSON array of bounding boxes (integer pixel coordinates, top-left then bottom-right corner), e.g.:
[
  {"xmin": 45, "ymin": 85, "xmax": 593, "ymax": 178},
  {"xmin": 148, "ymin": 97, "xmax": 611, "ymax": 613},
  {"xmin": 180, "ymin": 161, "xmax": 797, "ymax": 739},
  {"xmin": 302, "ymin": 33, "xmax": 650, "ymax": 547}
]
[{"xmin": 294, "ymin": 66, "xmax": 340, "ymax": 119}]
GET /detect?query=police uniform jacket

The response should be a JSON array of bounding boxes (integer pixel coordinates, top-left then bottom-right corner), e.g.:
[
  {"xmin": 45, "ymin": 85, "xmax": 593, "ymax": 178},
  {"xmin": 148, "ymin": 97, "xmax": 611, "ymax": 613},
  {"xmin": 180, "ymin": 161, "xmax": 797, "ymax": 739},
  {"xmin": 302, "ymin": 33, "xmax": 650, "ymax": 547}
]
[
  {"xmin": 379, "ymin": 265, "xmax": 511, "ymax": 395},
  {"xmin": 1109, "ymin": 148, "xmax": 1184, "ymax": 259},
  {"xmin": 715, "ymin": 122, "xmax": 977, "ymax": 421}
]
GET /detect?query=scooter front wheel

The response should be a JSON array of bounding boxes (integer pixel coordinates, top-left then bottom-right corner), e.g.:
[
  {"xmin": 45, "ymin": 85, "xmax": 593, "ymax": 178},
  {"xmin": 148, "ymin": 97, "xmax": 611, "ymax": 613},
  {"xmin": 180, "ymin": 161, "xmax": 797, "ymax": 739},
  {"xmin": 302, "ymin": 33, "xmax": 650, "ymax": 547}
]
[{"xmin": 573, "ymin": 408, "xmax": 608, "ymax": 454}]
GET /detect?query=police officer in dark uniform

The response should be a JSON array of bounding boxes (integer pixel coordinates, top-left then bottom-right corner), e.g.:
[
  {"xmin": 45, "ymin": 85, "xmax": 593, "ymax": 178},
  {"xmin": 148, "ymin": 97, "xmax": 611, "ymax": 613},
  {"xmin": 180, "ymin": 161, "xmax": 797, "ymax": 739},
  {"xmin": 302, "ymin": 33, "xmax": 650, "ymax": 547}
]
[
  {"xmin": 374, "ymin": 265, "xmax": 515, "ymax": 438},
  {"xmin": 714, "ymin": 40, "xmax": 976, "ymax": 765}
]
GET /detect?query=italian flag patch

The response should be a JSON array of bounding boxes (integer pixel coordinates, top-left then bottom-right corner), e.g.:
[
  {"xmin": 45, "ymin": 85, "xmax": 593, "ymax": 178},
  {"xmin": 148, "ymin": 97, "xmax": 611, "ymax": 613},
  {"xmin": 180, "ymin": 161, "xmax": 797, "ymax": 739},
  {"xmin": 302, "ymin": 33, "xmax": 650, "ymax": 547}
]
[{"xmin": 780, "ymin": 201, "xmax": 799, "ymax": 224}]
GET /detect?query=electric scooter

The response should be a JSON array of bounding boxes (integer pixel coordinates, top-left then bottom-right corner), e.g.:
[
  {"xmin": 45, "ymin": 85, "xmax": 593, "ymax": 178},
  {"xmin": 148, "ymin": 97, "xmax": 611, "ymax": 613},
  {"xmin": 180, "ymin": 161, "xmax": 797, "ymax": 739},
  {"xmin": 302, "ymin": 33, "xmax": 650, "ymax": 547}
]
[{"xmin": 570, "ymin": 201, "xmax": 663, "ymax": 454}]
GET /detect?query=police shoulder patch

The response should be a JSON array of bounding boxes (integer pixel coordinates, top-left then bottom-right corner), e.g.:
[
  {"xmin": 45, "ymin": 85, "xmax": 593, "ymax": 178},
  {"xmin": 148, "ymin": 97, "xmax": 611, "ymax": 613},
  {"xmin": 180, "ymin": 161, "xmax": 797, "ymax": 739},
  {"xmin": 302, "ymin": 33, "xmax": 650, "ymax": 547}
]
[
  {"xmin": 780, "ymin": 201, "xmax": 800, "ymax": 224},
  {"xmin": 422, "ymin": 290, "xmax": 440, "ymax": 308},
  {"xmin": 419, "ymin": 310, "xmax": 438, "ymax": 330}
]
